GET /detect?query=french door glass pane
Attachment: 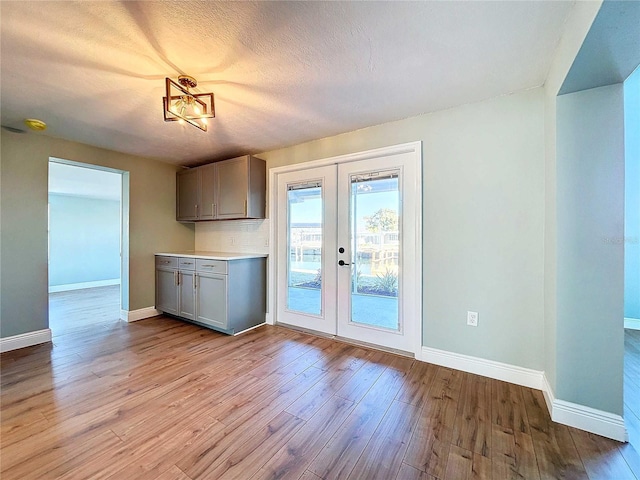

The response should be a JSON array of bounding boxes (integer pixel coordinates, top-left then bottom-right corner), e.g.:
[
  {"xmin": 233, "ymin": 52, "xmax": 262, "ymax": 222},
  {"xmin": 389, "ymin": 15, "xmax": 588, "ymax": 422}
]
[
  {"xmin": 287, "ymin": 184, "xmax": 322, "ymax": 315},
  {"xmin": 350, "ymin": 172, "xmax": 400, "ymax": 330}
]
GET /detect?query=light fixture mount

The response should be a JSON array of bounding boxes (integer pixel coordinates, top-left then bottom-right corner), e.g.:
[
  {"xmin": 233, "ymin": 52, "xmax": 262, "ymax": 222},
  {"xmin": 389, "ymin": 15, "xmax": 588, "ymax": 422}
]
[
  {"xmin": 177, "ymin": 75, "xmax": 198, "ymax": 89},
  {"xmin": 163, "ymin": 76, "xmax": 215, "ymax": 132}
]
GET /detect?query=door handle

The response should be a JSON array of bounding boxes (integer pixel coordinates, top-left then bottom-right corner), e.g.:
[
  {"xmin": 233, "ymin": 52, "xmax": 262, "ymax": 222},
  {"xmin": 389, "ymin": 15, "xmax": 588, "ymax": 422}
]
[{"xmin": 338, "ymin": 260, "xmax": 351, "ymax": 266}]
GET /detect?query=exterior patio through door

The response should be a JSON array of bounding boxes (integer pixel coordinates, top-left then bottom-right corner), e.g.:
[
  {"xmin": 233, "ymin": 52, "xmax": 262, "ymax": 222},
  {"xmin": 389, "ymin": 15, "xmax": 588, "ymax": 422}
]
[{"xmin": 275, "ymin": 145, "xmax": 421, "ymax": 354}]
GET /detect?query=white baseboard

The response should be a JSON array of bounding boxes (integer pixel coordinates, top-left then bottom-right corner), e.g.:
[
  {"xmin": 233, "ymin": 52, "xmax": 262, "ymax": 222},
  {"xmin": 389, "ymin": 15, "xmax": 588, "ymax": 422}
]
[
  {"xmin": 419, "ymin": 346, "xmax": 544, "ymax": 390},
  {"xmin": 0, "ymin": 329, "xmax": 52, "ymax": 353},
  {"xmin": 49, "ymin": 279, "xmax": 120, "ymax": 293},
  {"xmin": 265, "ymin": 312, "xmax": 274, "ymax": 325},
  {"xmin": 542, "ymin": 374, "xmax": 628, "ymax": 442},
  {"xmin": 419, "ymin": 346, "xmax": 628, "ymax": 442},
  {"xmin": 625, "ymin": 317, "xmax": 640, "ymax": 330},
  {"xmin": 121, "ymin": 307, "xmax": 161, "ymax": 323}
]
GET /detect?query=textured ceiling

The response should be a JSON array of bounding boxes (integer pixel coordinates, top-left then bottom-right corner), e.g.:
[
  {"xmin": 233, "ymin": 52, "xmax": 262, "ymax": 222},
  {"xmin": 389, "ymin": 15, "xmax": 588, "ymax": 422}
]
[{"xmin": 1, "ymin": 1, "xmax": 574, "ymax": 166}]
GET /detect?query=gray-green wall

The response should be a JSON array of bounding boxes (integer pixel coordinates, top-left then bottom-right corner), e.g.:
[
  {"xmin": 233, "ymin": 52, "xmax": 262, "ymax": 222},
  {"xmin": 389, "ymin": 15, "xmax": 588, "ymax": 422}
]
[
  {"xmin": 0, "ymin": 131, "xmax": 194, "ymax": 338},
  {"xmin": 556, "ymin": 84, "xmax": 625, "ymax": 415},
  {"xmin": 259, "ymin": 87, "xmax": 546, "ymax": 371},
  {"xmin": 542, "ymin": 0, "xmax": 603, "ymax": 396}
]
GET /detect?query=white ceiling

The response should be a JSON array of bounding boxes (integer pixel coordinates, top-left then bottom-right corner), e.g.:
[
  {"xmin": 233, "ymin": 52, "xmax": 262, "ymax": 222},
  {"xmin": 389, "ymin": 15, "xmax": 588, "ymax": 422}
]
[
  {"xmin": 1, "ymin": 1, "xmax": 574, "ymax": 166},
  {"xmin": 49, "ymin": 161, "xmax": 121, "ymax": 201}
]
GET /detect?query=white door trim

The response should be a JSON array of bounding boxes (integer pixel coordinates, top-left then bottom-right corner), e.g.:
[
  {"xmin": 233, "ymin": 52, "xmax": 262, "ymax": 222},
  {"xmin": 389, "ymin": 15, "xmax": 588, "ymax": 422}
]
[{"xmin": 268, "ymin": 141, "xmax": 423, "ymax": 357}]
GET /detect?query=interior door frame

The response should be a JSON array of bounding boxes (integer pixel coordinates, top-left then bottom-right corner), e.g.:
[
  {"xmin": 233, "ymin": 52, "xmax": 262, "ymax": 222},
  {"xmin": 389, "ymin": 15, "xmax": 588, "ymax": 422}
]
[
  {"xmin": 48, "ymin": 157, "xmax": 130, "ymax": 318},
  {"xmin": 268, "ymin": 141, "xmax": 423, "ymax": 357}
]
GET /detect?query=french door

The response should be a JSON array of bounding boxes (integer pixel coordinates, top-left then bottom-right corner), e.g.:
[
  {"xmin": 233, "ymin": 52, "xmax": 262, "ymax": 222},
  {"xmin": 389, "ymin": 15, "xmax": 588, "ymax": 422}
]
[{"xmin": 276, "ymin": 149, "xmax": 420, "ymax": 353}]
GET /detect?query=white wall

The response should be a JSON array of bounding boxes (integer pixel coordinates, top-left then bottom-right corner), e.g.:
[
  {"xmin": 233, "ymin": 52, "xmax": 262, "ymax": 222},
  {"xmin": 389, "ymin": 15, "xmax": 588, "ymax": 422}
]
[
  {"xmin": 197, "ymin": 87, "xmax": 546, "ymax": 371},
  {"xmin": 196, "ymin": 219, "xmax": 269, "ymax": 254}
]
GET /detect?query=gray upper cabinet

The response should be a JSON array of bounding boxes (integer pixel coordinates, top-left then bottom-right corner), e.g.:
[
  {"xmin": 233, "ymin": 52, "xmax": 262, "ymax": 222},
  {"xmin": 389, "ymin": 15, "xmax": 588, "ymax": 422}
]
[
  {"xmin": 176, "ymin": 155, "xmax": 266, "ymax": 222},
  {"xmin": 176, "ymin": 169, "xmax": 199, "ymax": 221},
  {"xmin": 198, "ymin": 163, "xmax": 216, "ymax": 220}
]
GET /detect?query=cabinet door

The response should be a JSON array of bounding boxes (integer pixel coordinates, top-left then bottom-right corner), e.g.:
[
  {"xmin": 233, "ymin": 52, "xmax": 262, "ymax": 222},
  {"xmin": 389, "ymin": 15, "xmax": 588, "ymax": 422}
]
[
  {"xmin": 199, "ymin": 164, "xmax": 216, "ymax": 220},
  {"xmin": 215, "ymin": 157, "xmax": 249, "ymax": 219},
  {"xmin": 178, "ymin": 270, "xmax": 196, "ymax": 320},
  {"xmin": 176, "ymin": 169, "xmax": 200, "ymax": 221},
  {"xmin": 156, "ymin": 268, "xmax": 178, "ymax": 315},
  {"xmin": 196, "ymin": 273, "xmax": 228, "ymax": 329}
]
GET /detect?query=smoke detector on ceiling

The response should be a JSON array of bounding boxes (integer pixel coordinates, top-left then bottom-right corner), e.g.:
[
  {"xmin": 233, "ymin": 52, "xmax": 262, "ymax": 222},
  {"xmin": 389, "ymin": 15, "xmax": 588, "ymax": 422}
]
[{"xmin": 24, "ymin": 118, "xmax": 47, "ymax": 131}]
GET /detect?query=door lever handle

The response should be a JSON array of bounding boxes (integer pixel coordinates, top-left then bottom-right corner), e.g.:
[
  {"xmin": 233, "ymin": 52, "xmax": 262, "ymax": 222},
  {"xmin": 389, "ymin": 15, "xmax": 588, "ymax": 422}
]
[{"xmin": 338, "ymin": 260, "xmax": 351, "ymax": 266}]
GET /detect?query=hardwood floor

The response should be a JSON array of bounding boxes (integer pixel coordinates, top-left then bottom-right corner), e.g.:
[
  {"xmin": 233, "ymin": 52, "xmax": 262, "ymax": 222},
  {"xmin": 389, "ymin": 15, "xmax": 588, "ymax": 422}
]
[
  {"xmin": 1, "ymin": 317, "xmax": 639, "ymax": 479},
  {"xmin": 625, "ymin": 328, "xmax": 640, "ymax": 477},
  {"xmin": 49, "ymin": 285, "xmax": 121, "ymax": 335}
]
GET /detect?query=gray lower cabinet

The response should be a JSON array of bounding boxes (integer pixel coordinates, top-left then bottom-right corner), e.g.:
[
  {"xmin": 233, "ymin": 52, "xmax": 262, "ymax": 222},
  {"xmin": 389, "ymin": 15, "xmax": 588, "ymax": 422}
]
[
  {"xmin": 155, "ymin": 267, "xmax": 179, "ymax": 315},
  {"xmin": 178, "ymin": 269, "xmax": 196, "ymax": 320},
  {"xmin": 195, "ymin": 273, "xmax": 227, "ymax": 329},
  {"xmin": 155, "ymin": 255, "xmax": 266, "ymax": 335}
]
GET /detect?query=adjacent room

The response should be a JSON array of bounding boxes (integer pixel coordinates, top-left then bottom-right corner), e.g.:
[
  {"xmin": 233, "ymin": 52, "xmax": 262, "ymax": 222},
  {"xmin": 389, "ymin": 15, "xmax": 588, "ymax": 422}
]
[
  {"xmin": 48, "ymin": 160, "xmax": 124, "ymax": 335},
  {"xmin": 1, "ymin": 1, "xmax": 639, "ymax": 479}
]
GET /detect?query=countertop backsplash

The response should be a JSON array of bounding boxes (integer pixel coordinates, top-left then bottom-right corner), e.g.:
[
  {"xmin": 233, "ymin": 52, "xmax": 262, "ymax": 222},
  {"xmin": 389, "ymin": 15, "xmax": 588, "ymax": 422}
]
[{"xmin": 195, "ymin": 219, "xmax": 270, "ymax": 255}]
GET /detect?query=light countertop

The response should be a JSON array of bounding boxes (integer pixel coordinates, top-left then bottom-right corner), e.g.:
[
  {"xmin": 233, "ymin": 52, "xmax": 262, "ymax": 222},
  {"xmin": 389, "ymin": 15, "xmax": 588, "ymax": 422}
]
[{"xmin": 156, "ymin": 251, "xmax": 267, "ymax": 261}]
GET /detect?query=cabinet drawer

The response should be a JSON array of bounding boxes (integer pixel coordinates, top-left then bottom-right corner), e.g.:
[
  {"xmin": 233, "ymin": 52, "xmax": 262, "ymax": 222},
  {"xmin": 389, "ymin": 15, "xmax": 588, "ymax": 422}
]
[
  {"xmin": 155, "ymin": 256, "xmax": 178, "ymax": 268},
  {"xmin": 178, "ymin": 258, "xmax": 196, "ymax": 270},
  {"xmin": 196, "ymin": 259, "xmax": 228, "ymax": 274}
]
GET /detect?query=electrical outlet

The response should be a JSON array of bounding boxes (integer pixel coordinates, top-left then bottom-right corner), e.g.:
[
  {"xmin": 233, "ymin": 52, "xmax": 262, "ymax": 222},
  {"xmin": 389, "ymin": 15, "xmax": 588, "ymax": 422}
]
[
  {"xmin": 264, "ymin": 237, "xmax": 269, "ymax": 247},
  {"xmin": 467, "ymin": 311, "xmax": 478, "ymax": 327},
  {"xmin": 229, "ymin": 236, "xmax": 236, "ymax": 245}
]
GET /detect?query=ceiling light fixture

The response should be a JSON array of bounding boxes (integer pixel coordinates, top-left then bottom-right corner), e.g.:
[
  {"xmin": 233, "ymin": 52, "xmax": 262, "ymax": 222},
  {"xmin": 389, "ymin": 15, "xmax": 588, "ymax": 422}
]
[{"xmin": 163, "ymin": 75, "xmax": 215, "ymax": 132}]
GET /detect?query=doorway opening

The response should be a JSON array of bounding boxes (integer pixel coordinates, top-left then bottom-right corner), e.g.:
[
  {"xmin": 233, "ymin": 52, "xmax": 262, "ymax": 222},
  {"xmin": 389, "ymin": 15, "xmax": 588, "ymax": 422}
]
[
  {"xmin": 48, "ymin": 158, "xmax": 129, "ymax": 336},
  {"xmin": 624, "ymin": 65, "xmax": 640, "ymax": 447}
]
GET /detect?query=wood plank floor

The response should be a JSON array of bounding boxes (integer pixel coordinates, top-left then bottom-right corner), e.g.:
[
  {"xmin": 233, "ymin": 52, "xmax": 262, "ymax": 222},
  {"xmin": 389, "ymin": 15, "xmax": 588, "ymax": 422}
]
[
  {"xmin": 1, "ymin": 317, "xmax": 639, "ymax": 480},
  {"xmin": 624, "ymin": 328, "xmax": 640, "ymax": 477},
  {"xmin": 49, "ymin": 285, "xmax": 121, "ymax": 335}
]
